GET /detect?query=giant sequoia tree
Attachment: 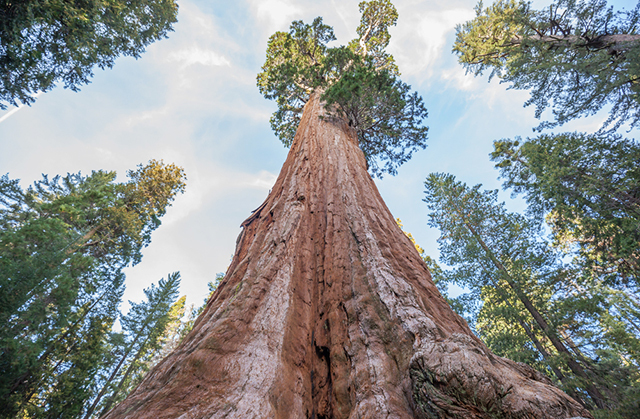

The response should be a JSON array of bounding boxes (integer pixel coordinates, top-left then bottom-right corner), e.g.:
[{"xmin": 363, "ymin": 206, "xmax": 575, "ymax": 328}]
[{"xmin": 103, "ymin": 2, "xmax": 591, "ymax": 418}]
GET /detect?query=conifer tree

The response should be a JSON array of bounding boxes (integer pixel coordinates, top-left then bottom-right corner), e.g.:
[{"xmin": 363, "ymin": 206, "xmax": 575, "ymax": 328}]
[
  {"xmin": 423, "ymin": 172, "xmax": 640, "ymax": 415},
  {"xmin": 85, "ymin": 272, "xmax": 182, "ymax": 419},
  {"xmin": 0, "ymin": 0, "xmax": 179, "ymax": 109},
  {"xmin": 454, "ymin": 0, "xmax": 640, "ymax": 131},
  {"xmin": 0, "ymin": 160, "xmax": 186, "ymax": 418},
  {"xmin": 491, "ymin": 132, "xmax": 640, "ymax": 287}
]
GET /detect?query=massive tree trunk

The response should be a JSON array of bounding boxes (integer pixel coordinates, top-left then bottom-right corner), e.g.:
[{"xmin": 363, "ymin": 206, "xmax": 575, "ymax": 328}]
[{"xmin": 103, "ymin": 94, "xmax": 591, "ymax": 419}]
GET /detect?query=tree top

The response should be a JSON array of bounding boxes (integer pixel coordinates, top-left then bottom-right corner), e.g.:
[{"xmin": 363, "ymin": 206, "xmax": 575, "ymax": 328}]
[{"xmin": 257, "ymin": 0, "xmax": 428, "ymax": 177}]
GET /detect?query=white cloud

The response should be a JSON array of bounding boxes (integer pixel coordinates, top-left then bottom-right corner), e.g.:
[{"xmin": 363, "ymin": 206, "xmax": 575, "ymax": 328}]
[
  {"xmin": 0, "ymin": 106, "xmax": 24, "ymax": 124},
  {"xmin": 168, "ymin": 46, "xmax": 230, "ymax": 68},
  {"xmin": 440, "ymin": 65, "xmax": 477, "ymax": 91},
  {"xmin": 174, "ymin": 0, "xmax": 227, "ymax": 41},
  {"xmin": 253, "ymin": 0, "xmax": 303, "ymax": 32},
  {"xmin": 393, "ymin": 8, "xmax": 475, "ymax": 77}
]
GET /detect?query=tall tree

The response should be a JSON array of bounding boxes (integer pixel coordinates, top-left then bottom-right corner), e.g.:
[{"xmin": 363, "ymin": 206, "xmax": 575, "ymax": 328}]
[
  {"xmin": 0, "ymin": 0, "xmax": 178, "ymax": 109},
  {"xmin": 454, "ymin": 0, "xmax": 640, "ymax": 131},
  {"xmin": 84, "ymin": 272, "xmax": 182, "ymax": 419},
  {"xmin": 423, "ymin": 172, "xmax": 640, "ymax": 415},
  {"xmin": 0, "ymin": 160, "xmax": 186, "ymax": 418},
  {"xmin": 256, "ymin": 0, "xmax": 428, "ymax": 177},
  {"xmin": 491, "ymin": 133, "xmax": 640, "ymax": 287},
  {"xmin": 102, "ymin": 97, "xmax": 589, "ymax": 419}
]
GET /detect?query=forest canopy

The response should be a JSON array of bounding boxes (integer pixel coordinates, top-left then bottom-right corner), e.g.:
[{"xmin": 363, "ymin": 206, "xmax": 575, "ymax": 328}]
[
  {"xmin": 0, "ymin": 0, "xmax": 178, "ymax": 110},
  {"xmin": 454, "ymin": 0, "xmax": 640, "ymax": 131},
  {"xmin": 257, "ymin": 0, "xmax": 429, "ymax": 177}
]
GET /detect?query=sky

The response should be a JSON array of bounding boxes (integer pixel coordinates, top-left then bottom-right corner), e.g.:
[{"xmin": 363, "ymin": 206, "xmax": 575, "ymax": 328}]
[{"xmin": 0, "ymin": 0, "xmax": 636, "ymax": 310}]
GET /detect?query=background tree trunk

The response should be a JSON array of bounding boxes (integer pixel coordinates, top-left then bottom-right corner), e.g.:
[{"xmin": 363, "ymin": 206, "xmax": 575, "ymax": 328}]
[{"xmin": 102, "ymin": 94, "xmax": 591, "ymax": 419}]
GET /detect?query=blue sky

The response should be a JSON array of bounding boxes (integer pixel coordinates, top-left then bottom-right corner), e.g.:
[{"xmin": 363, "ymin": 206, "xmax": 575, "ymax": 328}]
[{"xmin": 0, "ymin": 0, "xmax": 635, "ymax": 309}]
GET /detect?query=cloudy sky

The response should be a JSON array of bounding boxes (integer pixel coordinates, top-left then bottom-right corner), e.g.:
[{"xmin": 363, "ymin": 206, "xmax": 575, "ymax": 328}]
[{"xmin": 0, "ymin": 0, "xmax": 634, "ymax": 309}]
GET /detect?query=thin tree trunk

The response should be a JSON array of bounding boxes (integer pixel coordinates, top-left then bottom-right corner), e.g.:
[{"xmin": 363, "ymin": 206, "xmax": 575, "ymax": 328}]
[
  {"xmin": 99, "ymin": 331, "xmax": 156, "ymax": 417},
  {"xmin": 102, "ymin": 93, "xmax": 591, "ymax": 419},
  {"xmin": 478, "ymin": 267, "xmax": 586, "ymax": 405},
  {"xmin": 495, "ymin": 291, "xmax": 571, "ymax": 386},
  {"xmin": 462, "ymin": 220, "xmax": 607, "ymax": 409},
  {"xmin": 84, "ymin": 343, "xmax": 134, "ymax": 419},
  {"xmin": 85, "ymin": 298, "xmax": 164, "ymax": 419}
]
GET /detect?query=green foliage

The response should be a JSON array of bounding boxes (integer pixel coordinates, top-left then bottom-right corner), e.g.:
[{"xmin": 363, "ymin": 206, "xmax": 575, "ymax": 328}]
[
  {"xmin": 0, "ymin": 0, "xmax": 178, "ymax": 109},
  {"xmin": 86, "ymin": 272, "xmax": 182, "ymax": 419},
  {"xmin": 491, "ymin": 133, "xmax": 640, "ymax": 286},
  {"xmin": 476, "ymin": 285, "xmax": 545, "ymax": 368},
  {"xmin": 349, "ymin": 0, "xmax": 399, "ymax": 73},
  {"xmin": 454, "ymin": 0, "xmax": 640, "ymax": 131},
  {"xmin": 19, "ymin": 315, "xmax": 116, "ymax": 419},
  {"xmin": 257, "ymin": 17, "xmax": 336, "ymax": 146},
  {"xmin": 0, "ymin": 161, "xmax": 185, "ymax": 418},
  {"xmin": 423, "ymin": 172, "xmax": 640, "ymax": 413},
  {"xmin": 257, "ymin": 0, "xmax": 428, "ymax": 177},
  {"xmin": 321, "ymin": 58, "xmax": 429, "ymax": 176}
]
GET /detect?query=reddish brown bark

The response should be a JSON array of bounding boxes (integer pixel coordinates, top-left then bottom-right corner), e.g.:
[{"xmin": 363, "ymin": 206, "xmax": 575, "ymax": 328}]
[{"xmin": 103, "ymin": 94, "xmax": 591, "ymax": 419}]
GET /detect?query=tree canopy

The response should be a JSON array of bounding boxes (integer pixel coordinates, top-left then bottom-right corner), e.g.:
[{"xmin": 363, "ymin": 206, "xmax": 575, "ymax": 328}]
[
  {"xmin": 491, "ymin": 132, "xmax": 640, "ymax": 287},
  {"xmin": 424, "ymin": 172, "xmax": 640, "ymax": 413},
  {"xmin": 454, "ymin": 0, "xmax": 640, "ymax": 131},
  {"xmin": 0, "ymin": 0, "xmax": 178, "ymax": 110},
  {"xmin": 257, "ymin": 0, "xmax": 428, "ymax": 177},
  {"xmin": 0, "ymin": 160, "xmax": 186, "ymax": 418}
]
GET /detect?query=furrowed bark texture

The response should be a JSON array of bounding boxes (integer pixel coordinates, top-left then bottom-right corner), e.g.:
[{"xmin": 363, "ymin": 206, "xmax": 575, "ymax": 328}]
[{"xmin": 103, "ymin": 94, "xmax": 591, "ymax": 419}]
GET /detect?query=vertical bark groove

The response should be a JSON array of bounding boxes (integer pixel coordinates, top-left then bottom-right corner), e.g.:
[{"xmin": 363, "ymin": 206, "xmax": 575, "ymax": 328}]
[{"xmin": 103, "ymin": 94, "xmax": 591, "ymax": 419}]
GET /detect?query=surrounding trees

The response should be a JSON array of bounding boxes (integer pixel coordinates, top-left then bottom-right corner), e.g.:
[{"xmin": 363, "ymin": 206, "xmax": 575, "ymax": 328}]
[
  {"xmin": 490, "ymin": 133, "xmax": 640, "ymax": 287},
  {"xmin": 423, "ymin": 173, "xmax": 640, "ymax": 414},
  {"xmin": 454, "ymin": 0, "xmax": 640, "ymax": 131},
  {"xmin": 433, "ymin": 1, "xmax": 640, "ymax": 416},
  {"xmin": 84, "ymin": 273, "xmax": 182, "ymax": 419},
  {"xmin": 256, "ymin": 0, "xmax": 428, "ymax": 176},
  {"xmin": 0, "ymin": 161, "xmax": 186, "ymax": 418},
  {"xmin": 0, "ymin": 0, "xmax": 179, "ymax": 109}
]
